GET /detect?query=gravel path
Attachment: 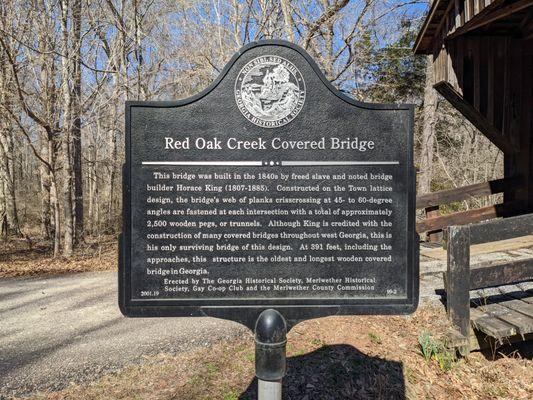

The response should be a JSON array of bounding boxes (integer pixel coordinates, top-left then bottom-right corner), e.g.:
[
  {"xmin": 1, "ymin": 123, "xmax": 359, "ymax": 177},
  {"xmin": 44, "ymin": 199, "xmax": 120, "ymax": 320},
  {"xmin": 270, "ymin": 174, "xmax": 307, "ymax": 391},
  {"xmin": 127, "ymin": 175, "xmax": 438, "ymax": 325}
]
[
  {"xmin": 0, "ymin": 271, "xmax": 247, "ymax": 398},
  {"xmin": 4, "ymin": 245, "xmax": 529, "ymax": 398}
]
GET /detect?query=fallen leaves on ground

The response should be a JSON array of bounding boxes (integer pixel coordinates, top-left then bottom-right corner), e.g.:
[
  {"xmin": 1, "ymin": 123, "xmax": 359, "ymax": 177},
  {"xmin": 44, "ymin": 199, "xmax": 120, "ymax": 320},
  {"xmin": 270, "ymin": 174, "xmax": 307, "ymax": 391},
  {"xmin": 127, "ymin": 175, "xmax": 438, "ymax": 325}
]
[
  {"xmin": 0, "ymin": 236, "xmax": 117, "ymax": 278},
  {"xmin": 22, "ymin": 303, "xmax": 533, "ymax": 400}
]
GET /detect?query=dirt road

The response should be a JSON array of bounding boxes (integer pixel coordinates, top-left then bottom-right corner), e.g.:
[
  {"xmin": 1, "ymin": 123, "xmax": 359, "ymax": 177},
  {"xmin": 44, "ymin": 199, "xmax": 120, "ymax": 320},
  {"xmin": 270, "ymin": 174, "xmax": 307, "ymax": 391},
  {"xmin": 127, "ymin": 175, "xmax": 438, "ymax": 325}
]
[{"xmin": 0, "ymin": 271, "xmax": 247, "ymax": 398}]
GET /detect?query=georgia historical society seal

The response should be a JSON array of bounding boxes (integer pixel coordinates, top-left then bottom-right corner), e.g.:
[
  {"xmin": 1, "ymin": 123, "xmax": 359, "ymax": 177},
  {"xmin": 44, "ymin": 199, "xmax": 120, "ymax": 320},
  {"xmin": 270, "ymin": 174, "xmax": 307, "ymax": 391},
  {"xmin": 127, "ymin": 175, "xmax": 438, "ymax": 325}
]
[{"xmin": 235, "ymin": 55, "xmax": 306, "ymax": 128}]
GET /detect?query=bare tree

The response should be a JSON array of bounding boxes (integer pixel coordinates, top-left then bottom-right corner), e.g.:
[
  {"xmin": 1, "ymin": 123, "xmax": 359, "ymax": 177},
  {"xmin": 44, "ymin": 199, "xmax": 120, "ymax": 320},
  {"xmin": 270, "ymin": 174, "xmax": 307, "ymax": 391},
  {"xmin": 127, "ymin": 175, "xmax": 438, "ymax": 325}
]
[
  {"xmin": 8, "ymin": 0, "xmax": 485, "ymax": 258},
  {"xmin": 418, "ymin": 58, "xmax": 437, "ymax": 195}
]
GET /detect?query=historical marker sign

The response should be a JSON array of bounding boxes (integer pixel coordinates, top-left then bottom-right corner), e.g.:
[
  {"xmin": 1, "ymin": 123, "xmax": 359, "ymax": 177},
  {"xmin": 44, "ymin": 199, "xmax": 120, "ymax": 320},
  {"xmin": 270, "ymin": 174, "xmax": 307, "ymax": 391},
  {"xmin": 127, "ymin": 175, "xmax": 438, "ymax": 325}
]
[{"xmin": 120, "ymin": 40, "xmax": 418, "ymax": 328}]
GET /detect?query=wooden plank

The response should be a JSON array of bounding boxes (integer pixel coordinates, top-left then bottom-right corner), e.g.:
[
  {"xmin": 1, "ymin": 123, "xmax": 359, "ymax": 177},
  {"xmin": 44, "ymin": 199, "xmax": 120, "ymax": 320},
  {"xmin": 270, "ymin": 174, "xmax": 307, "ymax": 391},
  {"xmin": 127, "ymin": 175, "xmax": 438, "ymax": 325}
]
[
  {"xmin": 502, "ymin": 36, "xmax": 512, "ymax": 138},
  {"xmin": 471, "ymin": 307, "xmax": 517, "ymax": 338},
  {"xmin": 444, "ymin": 327, "xmax": 469, "ymax": 355},
  {"xmin": 517, "ymin": 281, "xmax": 533, "ymax": 291},
  {"xmin": 434, "ymin": 0, "xmax": 459, "ymax": 47},
  {"xmin": 487, "ymin": 39, "xmax": 494, "ymax": 124},
  {"xmin": 447, "ymin": 0, "xmax": 533, "ymax": 40},
  {"xmin": 416, "ymin": 201, "xmax": 518, "ymax": 233},
  {"xmin": 508, "ymin": 39, "xmax": 523, "ymax": 149},
  {"xmin": 472, "ymin": 286, "xmax": 514, "ymax": 306},
  {"xmin": 518, "ymin": 295, "xmax": 533, "ymax": 305},
  {"xmin": 520, "ymin": 10, "xmax": 533, "ymax": 38},
  {"xmin": 476, "ymin": 302, "xmax": 533, "ymax": 335},
  {"xmin": 468, "ymin": 213, "xmax": 533, "ymax": 244},
  {"xmin": 445, "ymin": 327, "xmax": 469, "ymax": 348},
  {"xmin": 449, "ymin": 8, "xmax": 456, "ymax": 34},
  {"xmin": 474, "ymin": 0, "xmax": 481, "ymax": 14},
  {"xmin": 414, "ymin": 0, "xmax": 451, "ymax": 54},
  {"xmin": 434, "ymin": 81, "xmax": 515, "ymax": 154},
  {"xmin": 479, "ymin": 38, "xmax": 489, "ymax": 117},
  {"xmin": 471, "ymin": 330, "xmax": 533, "ymax": 351},
  {"xmin": 499, "ymin": 297, "xmax": 533, "ymax": 319},
  {"xmin": 472, "ymin": 38, "xmax": 481, "ymax": 110},
  {"xmin": 447, "ymin": 225, "xmax": 471, "ymax": 339},
  {"xmin": 522, "ymin": 43, "xmax": 533, "ymax": 212},
  {"xmin": 498, "ymin": 284, "xmax": 533, "ymax": 303},
  {"xmin": 469, "ymin": 235, "xmax": 533, "ymax": 254},
  {"xmin": 515, "ymin": 41, "xmax": 533, "ymax": 213},
  {"xmin": 456, "ymin": 35, "xmax": 464, "ymax": 92},
  {"xmin": 475, "ymin": 286, "xmax": 533, "ymax": 318},
  {"xmin": 493, "ymin": 42, "xmax": 505, "ymax": 132},
  {"xmin": 455, "ymin": 0, "xmax": 461, "ymax": 29},
  {"xmin": 415, "ymin": 177, "xmax": 519, "ymax": 209},
  {"xmin": 422, "ymin": 234, "xmax": 533, "ymax": 260},
  {"xmin": 463, "ymin": 44, "xmax": 474, "ymax": 104},
  {"xmin": 465, "ymin": 0, "xmax": 472, "ymax": 21},
  {"xmin": 469, "ymin": 259, "xmax": 533, "ymax": 289},
  {"xmin": 447, "ymin": 37, "xmax": 458, "ymax": 89},
  {"xmin": 425, "ymin": 205, "xmax": 443, "ymax": 242},
  {"xmin": 506, "ymin": 290, "xmax": 533, "ymax": 304}
]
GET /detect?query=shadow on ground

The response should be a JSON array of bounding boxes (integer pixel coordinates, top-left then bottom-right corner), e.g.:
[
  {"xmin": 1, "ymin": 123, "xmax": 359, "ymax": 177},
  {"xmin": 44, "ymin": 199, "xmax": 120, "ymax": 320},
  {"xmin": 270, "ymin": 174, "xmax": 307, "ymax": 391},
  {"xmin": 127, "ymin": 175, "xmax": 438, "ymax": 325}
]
[
  {"xmin": 434, "ymin": 288, "xmax": 533, "ymax": 361},
  {"xmin": 478, "ymin": 337, "xmax": 533, "ymax": 360},
  {"xmin": 239, "ymin": 344, "xmax": 405, "ymax": 399}
]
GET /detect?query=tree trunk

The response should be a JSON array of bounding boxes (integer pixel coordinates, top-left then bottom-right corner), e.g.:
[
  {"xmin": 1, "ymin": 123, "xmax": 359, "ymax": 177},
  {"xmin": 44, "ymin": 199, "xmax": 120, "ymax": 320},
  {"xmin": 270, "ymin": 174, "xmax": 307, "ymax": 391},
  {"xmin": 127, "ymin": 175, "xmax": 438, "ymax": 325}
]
[
  {"xmin": 39, "ymin": 133, "xmax": 52, "ymax": 240},
  {"xmin": 60, "ymin": 0, "xmax": 74, "ymax": 257},
  {"xmin": 0, "ymin": 128, "xmax": 21, "ymax": 237},
  {"xmin": 419, "ymin": 57, "xmax": 437, "ymax": 195},
  {"xmin": 51, "ymin": 174, "xmax": 61, "ymax": 257},
  {"xmin": 0, "ymin": 4, "xmax": 21, "ymax": 238},
  {"xmin": 0, "ymin": 75, "xmax": 21, "ymax": 237},
  {"xmin": 419, "ymin": 56, "xmax": 441, "ymax": 242},
  {"xmin": 280, "ymin": 0, "xmax": 294, "ymax": 42},
  {"xmin": 107, "ymin": 94, "xmax": 118, "ymax": 230},
  {"xmin": 72, "ymin": 0, "xmax": 83, "ymax": 243}
]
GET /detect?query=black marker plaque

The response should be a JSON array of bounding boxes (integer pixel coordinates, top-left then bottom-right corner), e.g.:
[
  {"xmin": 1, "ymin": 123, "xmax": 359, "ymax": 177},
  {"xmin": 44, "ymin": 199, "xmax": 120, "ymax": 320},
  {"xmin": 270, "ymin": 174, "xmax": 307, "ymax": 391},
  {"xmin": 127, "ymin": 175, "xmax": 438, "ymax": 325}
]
[{"xmin": 120, "ymin": 40, "xmax": 418, "ymax": 328}]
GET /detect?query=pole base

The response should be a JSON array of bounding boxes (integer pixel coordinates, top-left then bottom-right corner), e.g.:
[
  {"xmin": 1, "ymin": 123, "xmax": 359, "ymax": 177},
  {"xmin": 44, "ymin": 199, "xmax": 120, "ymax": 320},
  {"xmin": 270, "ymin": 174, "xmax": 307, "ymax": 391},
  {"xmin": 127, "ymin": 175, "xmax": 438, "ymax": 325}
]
[{"xmin": 258, "ymin": 379, "xmax": 282, "ymax": 400}]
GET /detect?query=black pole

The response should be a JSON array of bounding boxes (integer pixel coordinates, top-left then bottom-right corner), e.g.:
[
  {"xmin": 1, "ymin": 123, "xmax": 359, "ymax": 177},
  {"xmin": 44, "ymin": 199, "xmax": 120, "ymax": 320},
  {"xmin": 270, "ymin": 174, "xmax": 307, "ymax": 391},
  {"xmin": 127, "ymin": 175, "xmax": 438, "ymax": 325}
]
[{"xmin": 254, "ymin": 309, "xmax": 287, "ymax": 400}]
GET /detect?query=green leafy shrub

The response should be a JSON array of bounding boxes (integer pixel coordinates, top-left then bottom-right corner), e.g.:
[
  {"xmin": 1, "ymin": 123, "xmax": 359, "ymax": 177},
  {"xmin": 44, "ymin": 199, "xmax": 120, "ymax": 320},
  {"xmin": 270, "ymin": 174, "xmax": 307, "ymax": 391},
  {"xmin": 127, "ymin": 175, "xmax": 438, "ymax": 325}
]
[{"xmin": 418, "ymin": 330, "xmax": 455, "ymax": 371}]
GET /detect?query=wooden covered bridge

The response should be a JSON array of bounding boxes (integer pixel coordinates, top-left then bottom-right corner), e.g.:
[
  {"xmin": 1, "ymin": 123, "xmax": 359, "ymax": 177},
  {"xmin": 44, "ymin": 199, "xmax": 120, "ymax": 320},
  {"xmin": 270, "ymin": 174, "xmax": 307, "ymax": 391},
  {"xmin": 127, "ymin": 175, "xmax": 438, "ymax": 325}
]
[{"xmin": 414, "ymin": 0, "xmax": 533, "ymax": 353}]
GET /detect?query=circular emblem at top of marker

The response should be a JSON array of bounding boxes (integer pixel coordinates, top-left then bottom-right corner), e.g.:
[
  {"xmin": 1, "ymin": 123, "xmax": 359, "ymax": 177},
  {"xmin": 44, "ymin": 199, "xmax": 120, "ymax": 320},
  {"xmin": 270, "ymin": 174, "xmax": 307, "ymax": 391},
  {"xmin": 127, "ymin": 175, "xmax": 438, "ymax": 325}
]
[{"xmin": 235, "ymin": 55, "xmax": 306, "ymax": 128}]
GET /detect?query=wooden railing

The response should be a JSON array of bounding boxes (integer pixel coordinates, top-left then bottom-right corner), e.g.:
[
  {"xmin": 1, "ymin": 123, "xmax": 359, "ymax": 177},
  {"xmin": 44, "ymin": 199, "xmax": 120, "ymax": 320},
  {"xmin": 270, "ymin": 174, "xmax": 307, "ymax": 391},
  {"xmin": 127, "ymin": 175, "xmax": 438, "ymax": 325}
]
[
  {"xmin": 415, "ymin": 176, "xmax": 522, "ymax": 235},
  {"xmin": 444, "ymin": 213, "xmax": 533, "ymax": 354}
]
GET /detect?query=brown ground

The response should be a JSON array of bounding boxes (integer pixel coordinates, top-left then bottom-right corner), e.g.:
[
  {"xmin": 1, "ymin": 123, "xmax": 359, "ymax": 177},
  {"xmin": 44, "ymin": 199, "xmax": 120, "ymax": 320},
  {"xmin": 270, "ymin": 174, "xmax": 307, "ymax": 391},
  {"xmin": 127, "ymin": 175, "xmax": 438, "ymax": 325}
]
[
  {"xmin": 0, "ymin": 235, "xmax": 117, "ymax": 278},
  {"xmin": 20, "ymin": 303, "xmax": 533, "ymax": 400},
  {"xmin": 2, "ymin": 239, "xmax": 532, "ymax": 399}
]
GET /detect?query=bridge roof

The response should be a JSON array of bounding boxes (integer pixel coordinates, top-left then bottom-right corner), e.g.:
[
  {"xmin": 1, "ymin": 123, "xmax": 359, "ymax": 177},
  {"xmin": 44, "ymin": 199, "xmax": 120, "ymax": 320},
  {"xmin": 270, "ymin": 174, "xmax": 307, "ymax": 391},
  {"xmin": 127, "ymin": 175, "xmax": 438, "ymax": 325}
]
[{"xmin": 414, "ymin": 0, "xmax": 533, "ymax": 54}]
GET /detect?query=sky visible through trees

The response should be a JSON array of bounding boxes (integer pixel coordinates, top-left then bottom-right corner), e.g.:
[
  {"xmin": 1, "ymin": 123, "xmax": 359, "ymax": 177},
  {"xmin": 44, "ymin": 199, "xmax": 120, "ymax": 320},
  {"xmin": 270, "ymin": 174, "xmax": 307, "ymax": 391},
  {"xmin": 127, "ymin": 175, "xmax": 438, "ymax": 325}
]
[{"xmin": 0, "ymin": 0, "xmax": 502, "ymax": 256}]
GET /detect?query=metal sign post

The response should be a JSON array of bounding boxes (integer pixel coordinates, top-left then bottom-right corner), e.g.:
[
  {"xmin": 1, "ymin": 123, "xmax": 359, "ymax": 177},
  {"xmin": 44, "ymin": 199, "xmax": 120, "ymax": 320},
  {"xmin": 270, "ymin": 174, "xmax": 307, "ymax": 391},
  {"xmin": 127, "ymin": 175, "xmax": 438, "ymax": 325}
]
[{"xmin": 255, "ymin": 309, "xmax": 287, "ymax": 400}]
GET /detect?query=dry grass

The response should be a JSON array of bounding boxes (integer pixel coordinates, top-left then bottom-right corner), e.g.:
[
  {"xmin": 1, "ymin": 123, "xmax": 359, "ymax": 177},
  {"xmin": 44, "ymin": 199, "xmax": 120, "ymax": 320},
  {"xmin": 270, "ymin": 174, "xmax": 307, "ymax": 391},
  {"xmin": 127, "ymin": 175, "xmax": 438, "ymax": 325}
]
[
  {"xmin": 1, "ymin": 237, "xmax": 531, "ymax": 398},
  {"xmin": 0, "ymin": 235, "xmax": 117, "ymax": 278},
  {"xmin": 22, "ymin": 304, "xmax": 533, "ymax": 400}
]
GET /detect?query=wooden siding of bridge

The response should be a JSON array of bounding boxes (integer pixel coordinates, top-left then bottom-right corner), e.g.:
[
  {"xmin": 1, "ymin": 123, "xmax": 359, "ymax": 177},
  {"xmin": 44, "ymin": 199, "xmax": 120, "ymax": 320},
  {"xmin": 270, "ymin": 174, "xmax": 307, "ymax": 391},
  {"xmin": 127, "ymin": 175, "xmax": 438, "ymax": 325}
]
[{"xmin": 415, "ymin": 0, "xmax": 533, "ymax": 215}]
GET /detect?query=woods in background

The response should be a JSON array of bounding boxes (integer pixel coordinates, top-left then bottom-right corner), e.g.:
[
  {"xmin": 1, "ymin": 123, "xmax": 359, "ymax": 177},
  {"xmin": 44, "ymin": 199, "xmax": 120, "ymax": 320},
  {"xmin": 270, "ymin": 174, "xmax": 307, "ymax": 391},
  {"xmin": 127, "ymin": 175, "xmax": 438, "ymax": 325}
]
[{"xmin": 0, "ymin": 0, "xmax": 502, "ymax": 257}]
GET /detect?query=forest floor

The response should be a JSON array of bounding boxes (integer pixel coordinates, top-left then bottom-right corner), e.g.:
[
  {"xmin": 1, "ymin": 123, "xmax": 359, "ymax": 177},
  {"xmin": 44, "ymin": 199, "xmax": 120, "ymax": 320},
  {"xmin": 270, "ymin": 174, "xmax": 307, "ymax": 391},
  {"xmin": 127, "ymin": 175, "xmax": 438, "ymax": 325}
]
[
  {"xmin": 17, "ymin": 302, "xmax": 533, "ymax": 400},
  {"xmin": 0, "ymin": 235, "xmax": 117, "ymax": 278}
]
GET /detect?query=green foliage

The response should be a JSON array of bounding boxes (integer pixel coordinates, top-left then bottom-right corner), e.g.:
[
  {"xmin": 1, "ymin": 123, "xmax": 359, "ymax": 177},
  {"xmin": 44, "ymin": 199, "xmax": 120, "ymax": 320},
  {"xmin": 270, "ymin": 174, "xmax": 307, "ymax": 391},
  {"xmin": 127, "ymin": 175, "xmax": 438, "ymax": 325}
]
[
  {"xmin": 418, "ymin": 330, "xmax": 434, "ymax": 361},
  {"xmin": 293, "ymin": 348, "xmax": 306, "ymax": 357},
  {"xmin": 418, "ymin": 330, "xmax": 455, "ymax": 371},
  {"xmin": 433, "ymin": 349, "xmax": 455, "ymax": 372},
  {"xmin": 310, "ymin": 338, "xmax": 326, "ymax": 347},
  {"xmin": 363, "ymin": 19, "xmax": 426, "ymax": 104},
  {"xmin": 222, "ymin": 390, "xmax": 240, "ymax": 400},
  {"xmin": 205, "ymin": 362, "xmax": 219, "ymax": 375},
  {"xmin": 368, "ymin": 332, "xmax": 382, "ymax": 345}
]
